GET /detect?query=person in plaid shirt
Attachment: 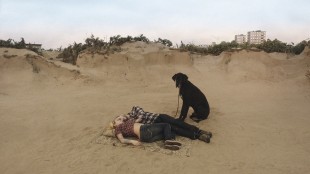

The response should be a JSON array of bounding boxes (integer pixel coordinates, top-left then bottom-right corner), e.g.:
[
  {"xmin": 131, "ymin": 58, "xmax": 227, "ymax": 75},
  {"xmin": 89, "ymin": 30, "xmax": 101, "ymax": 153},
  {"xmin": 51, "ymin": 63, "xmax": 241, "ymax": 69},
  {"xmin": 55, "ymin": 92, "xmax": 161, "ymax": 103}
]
[
  {"xmin": 126, "ymin": 106, "xmax": 212, "ymax": 143},
  {"xmin": 127, "ymin": 106, "xmax": 158, "ymax": 124}
]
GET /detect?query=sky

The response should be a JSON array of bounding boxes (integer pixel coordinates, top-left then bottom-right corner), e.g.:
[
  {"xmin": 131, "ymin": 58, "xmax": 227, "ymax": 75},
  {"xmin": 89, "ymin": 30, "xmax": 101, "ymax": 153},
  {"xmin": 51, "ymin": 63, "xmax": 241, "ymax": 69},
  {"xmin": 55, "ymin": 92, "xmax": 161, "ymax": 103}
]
[{"xmin": 0, "ymin": 0, "xmax": 309, "ymax": 49}]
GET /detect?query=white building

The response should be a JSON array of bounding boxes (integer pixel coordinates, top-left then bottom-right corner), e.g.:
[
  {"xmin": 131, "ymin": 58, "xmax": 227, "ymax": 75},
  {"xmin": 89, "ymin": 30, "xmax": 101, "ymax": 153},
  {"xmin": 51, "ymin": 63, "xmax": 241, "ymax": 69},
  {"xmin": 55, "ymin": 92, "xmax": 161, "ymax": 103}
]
[
  {"xmin": 197, "ymin": 44, "xmax": 209, "ymax": 48},
  {"xmin": 247, "ymin": 30, "xmax": 266, "ymax": 44},
  {"xmin": 25, "ymin": 43, "xmax": 42, "ymax": 52},
  {"xmin": 235, "ymin": 34, "xmax": 246, "ymax": 44}
]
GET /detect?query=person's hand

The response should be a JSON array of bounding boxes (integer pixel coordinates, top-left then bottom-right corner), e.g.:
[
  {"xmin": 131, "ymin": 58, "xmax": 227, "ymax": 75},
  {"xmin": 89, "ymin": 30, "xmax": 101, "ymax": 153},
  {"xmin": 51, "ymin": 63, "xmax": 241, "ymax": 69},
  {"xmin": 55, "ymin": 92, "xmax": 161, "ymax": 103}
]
[
  {"xmin": 135, "ymin": 115, "xmax": 143, "ymax": 123},
  {"xmin": 124, "ymin": 114, "xmax": 130, "ymax": 119},
  {"xmin": 135, "ymin": 118, "xmax": 142, "ymax": 123},
  {"xmin": 132, "ymin": 140, "xmax": 141, "ymax": 146},
  {"xmin": 137, "ymin": 115, "xmax": 143, "ymax": 119}
]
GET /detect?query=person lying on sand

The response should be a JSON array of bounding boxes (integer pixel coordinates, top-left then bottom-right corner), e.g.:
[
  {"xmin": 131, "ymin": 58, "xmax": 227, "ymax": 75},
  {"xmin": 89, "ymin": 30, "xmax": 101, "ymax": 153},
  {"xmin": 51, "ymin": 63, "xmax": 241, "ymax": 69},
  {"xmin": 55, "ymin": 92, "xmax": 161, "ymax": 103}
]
[
  {"xmin": 111, "ymin": 115, "xmax": 182, "ymax": 150},
  {"xmin": 125, "ymin": 106, "xmax": 212, "ymax": 143}
]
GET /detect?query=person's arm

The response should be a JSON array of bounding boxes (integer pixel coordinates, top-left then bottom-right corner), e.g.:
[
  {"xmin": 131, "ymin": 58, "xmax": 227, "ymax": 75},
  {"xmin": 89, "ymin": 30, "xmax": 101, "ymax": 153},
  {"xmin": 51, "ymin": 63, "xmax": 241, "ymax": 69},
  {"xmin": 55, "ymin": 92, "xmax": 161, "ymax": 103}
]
[
  {"xmin": 129, "ymin": 106, "xmax": 147, "ymax": 123},
  {"xmin": 128, "ymin": 106, "xmax": 140, "ymax": 119},
  {"xmin": 116, "ymin": 133, "xmax": 141, "ymax": 146},
  {"xmin": 124, "ymin": 114, "xmax": 130, "ymax": 120}
]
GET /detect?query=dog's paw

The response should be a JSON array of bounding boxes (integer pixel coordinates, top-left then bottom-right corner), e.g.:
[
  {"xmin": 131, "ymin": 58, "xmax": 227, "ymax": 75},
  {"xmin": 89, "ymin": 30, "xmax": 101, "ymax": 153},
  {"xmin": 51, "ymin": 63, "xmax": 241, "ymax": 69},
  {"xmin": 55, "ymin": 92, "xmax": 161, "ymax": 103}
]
[{"xmin": 190, "ymin": 115, "xmax": 203, "ymax": 123}]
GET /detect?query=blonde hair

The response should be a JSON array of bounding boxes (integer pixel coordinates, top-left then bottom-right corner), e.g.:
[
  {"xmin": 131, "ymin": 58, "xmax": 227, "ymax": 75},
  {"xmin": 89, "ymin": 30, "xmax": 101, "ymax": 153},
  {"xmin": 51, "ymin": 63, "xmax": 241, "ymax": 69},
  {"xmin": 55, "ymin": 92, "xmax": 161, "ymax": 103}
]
[
  {"xmin": 108, "ymin": 114, "xmax": 125, "ymax": 130},
  {"xmin": 103, "ymin": 122, "xmax": 116, "ymax": 137},
  {"xmin": 103, "ymin": 114, "xmax": 129, "ymax": 137},
  {"xmin": 109, "ymin": 121, "xmax": 116, "ymax": 130}
]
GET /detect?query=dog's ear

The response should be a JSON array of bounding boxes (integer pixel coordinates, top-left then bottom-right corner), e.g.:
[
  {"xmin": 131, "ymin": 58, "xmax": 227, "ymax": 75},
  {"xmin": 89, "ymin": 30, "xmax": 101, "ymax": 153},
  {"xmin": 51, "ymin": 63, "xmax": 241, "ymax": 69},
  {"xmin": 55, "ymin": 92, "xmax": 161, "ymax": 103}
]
[
  {"xmin": 175, "ymin": 77, "xmax": 180, "ymax": 88},
  {"xmin": 172, "ymin": 74, "xmax": 177, "ymax": 81},
  {"xmin": 172, "ymin": 74, "xmax": 179, "ymax": 88}
]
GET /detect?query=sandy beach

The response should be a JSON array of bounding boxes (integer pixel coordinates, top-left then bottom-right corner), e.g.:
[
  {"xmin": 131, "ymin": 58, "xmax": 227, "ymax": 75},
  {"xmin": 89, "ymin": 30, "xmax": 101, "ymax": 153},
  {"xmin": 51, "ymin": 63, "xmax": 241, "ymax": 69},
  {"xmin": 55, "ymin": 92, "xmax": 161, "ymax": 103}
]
[{"xmin": 1, "ymin": 42, "xmax": 310, "ymax": 174}]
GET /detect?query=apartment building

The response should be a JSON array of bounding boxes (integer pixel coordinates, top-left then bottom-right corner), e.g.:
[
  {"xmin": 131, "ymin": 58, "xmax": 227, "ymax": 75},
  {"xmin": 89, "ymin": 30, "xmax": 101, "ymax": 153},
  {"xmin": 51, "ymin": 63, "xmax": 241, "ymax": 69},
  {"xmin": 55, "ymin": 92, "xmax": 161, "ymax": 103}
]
[
  {"xmin": 235, "ymin": 34, "xmax": 246, "ymax": 44},
  {"xmin": 247, "ymin": 30, "xmax": 266, "ymax": 44}
]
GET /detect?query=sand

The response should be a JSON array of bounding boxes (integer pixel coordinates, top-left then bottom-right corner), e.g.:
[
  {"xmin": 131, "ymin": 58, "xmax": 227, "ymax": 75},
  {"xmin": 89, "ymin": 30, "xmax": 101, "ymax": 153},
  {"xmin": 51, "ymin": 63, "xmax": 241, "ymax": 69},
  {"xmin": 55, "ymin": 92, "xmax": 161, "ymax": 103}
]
[{"xmin": 1, "ymin": 42, "xmax": 310, "ymax": 174}]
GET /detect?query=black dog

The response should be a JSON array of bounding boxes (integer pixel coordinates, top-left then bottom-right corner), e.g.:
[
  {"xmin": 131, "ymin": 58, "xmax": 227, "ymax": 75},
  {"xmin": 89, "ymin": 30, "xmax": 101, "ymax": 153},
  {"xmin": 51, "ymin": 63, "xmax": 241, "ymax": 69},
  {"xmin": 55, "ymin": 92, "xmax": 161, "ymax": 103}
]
[{"xmin": 172, "ymin": 73, "xmax": 210, "ymax": 122}]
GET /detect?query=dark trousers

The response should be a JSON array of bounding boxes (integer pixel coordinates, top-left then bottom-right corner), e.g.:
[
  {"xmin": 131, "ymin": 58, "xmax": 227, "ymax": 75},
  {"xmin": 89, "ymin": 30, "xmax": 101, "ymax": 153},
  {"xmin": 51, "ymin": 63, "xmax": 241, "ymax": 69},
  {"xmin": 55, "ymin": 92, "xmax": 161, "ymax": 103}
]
[
  {"xmin": 154, "ymin": 114, "xmax": 200, "ymax": 140},
  {"xmin": 140, "ymin": 123, "xmax": 175, "ymax": 143}
]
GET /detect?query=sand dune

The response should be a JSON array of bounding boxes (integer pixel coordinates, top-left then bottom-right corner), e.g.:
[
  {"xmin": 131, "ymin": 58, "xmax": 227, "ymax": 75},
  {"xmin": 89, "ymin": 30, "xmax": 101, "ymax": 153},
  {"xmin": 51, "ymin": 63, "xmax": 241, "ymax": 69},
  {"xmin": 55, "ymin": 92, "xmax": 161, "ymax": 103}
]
[{"xmin": 1, "ymin": 43, "xmax": 310, "ymax": 174}]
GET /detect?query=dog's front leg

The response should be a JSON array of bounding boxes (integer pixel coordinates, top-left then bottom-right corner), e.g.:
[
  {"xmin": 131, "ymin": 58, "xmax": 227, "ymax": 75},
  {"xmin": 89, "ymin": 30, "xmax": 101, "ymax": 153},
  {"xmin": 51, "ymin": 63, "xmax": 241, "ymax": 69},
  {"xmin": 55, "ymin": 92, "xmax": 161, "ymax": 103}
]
[{"xmin": 179, "ymin": 103, "xmax": 190, "ymax": 121}]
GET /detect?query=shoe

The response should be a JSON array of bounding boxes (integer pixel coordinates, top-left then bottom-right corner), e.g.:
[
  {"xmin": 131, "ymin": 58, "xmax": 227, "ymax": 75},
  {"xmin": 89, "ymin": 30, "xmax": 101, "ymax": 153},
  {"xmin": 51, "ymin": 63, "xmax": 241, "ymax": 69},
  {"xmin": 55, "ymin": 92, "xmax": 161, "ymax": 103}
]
[
  {"xmin": 198, "ymin": 134, "xmax": 210, "ymax": 143},
  {"xmin": 164, "ymin": 144, "xmax": 180, "ymax": 150},
  {"xmin": 200, "ymin": 130, "xmax": 213, "ymax": 138},
  {"xmin": 165, "ymin": 140, "xmax": 182, "ymax": 146}
]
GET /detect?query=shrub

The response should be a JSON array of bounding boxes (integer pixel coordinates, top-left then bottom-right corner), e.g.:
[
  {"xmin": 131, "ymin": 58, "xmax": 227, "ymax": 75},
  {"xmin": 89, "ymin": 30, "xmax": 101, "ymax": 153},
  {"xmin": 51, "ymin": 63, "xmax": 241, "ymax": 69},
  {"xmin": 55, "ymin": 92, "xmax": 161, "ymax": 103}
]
[
  {"xmin": 156, "ymin": 38, "xmax": 172, "ymax": 47},
  {"xmin": 57, "ymin": 42, "xmax": 87, "ymax": 65},
  {"xmin": 179, "ymin": 41, "xmax": 239, "ymax": 55},
  {"xmin": 0, "ymin": 38, "xmax": 26, "ymax": 49},
  {"xmin": 109, "ymin": 35, "xmax": 133, "ymax": 46},
  {"xmin": 178, "ymin": 39, "xmax": 309, "ymax": 56},
  {"xmin": 256, "ymin": 39, "xmax": 287, "ymax": 53},
  {"xmin": 291, "ymin": 41, "xmax": 307, "ymax": 55},
  {"xmin": 0, "ymin": 37, "xmax": 43, "ymax": 55},
  {"xmin": 133, "ymin": 34, "xmax": 149, "ymax": 43},
  {"xmin": 58, "ymin": 34, "xmax": 155, "ymax": 64}
]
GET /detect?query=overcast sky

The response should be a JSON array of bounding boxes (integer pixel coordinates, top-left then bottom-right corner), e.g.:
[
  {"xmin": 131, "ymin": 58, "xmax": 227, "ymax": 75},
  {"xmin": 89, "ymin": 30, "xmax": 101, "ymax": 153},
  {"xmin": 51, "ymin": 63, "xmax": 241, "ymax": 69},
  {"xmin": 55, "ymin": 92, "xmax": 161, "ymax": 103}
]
[{"xmin": 0, "ymin": 0, "xmax": 309, "ymax": 49}]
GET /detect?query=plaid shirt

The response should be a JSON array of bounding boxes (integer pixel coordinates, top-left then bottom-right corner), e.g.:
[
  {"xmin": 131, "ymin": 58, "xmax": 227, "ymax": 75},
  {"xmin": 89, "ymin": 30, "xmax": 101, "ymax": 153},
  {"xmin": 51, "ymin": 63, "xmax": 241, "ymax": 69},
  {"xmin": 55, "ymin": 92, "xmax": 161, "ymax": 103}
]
[{"xmin": 128, "ymin": 106, "xmax": 158, "ymax": 124}]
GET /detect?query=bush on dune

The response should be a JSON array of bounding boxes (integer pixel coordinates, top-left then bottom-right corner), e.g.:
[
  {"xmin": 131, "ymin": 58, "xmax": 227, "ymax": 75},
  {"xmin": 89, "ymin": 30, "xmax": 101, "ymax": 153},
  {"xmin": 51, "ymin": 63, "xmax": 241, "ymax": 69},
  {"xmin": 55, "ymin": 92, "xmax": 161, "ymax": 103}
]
[
  {"xmin": 58, "ymin": 42, "xmax": 87, "ymax": 65},
  {"xmin": 57, "ymin": 34, "xmax": 172, "ymax": 64},
  {"xmin": 3, "ymin": 35, "xmax": 308, "ymax": 65},
  {"xmin": 0, "ymin": 38, "xmax": 43, "ymax": 55},
  {"xmin": 179, "ymin": 39, "xmax": 310, "ymax": 56}
]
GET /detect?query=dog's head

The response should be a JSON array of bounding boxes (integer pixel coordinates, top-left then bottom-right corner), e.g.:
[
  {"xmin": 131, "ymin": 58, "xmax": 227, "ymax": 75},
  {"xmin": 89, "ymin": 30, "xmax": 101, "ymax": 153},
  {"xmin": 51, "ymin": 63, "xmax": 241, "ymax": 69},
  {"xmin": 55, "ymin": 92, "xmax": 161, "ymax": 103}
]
[{"xmin": 172, "ymin": 73, "xmax": 188, "ymax": 88}]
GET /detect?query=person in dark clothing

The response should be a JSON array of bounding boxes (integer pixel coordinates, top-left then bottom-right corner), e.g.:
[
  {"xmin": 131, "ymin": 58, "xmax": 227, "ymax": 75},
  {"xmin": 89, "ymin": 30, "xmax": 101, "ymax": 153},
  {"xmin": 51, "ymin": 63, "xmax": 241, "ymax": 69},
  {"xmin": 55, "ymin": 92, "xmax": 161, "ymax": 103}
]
[{"xmin": 126, "ymin": 106, "xmax": 212, "ymax": 143}]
